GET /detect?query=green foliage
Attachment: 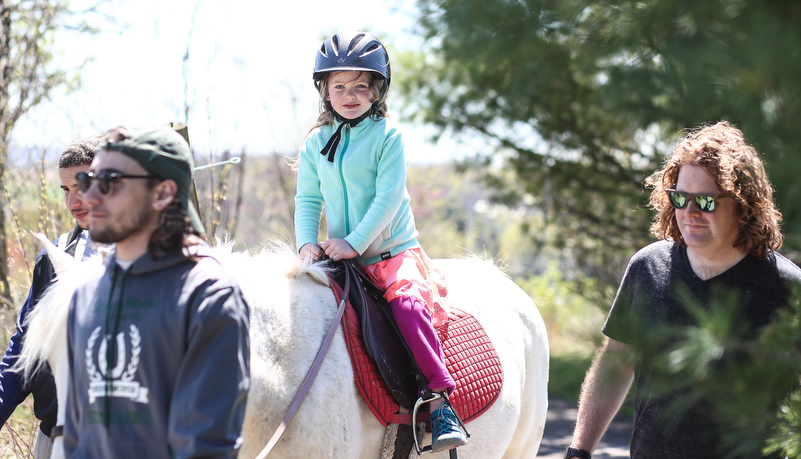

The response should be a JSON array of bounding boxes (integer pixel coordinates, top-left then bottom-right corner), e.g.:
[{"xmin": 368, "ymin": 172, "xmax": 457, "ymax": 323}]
[
  {"xmin": 0, "ymin": 392, "xmax": 36, "ymax": 458},
  {"xmin": 3, "ymin": 154, "xmax": 74, "ymax": 300},
  {"xmin": 409, "ymin": 162, "xmax": 547, "ymax": 275},
  {"xmin": 0, "ymin": 153, "xmax": 67, "ymax": 458},
  {"xmin": 548, "ymin": 353, "xmax": 594, "ymax": 403},
  {"xmin": 638, "ymin": 286, "xmax": 801, "ymax": 457},
  {"xmin": 760, "ymin": 291, "xmax": 801, "ymax": 458},
  {"xmin": 406, "ymin": 163, "xmax": 477, "ymax": 259},
  {"xmin": 401, "ymin": 0, "xmax": 801, "ymax": 292},
  {"xmin": 767, "ymin": 390, "xmax": 801, "ymax": 458},
  {"xmin": 193, "ymin": 152, "xmax": 297, "ymax": 250},
  {"xmin": 400, "ymin": 2, "xmax": 801, "ymax": 451},
  {"xmin": 516, "ymin": 262, "xmax": 607, "ymax": 403},
  {"xmin": 0, "ymin": 0, "xmax": 107, "ymax": 303},
  {"xmin": 517, "ymin": 262, "xmax": 606, "ymax": 353}
]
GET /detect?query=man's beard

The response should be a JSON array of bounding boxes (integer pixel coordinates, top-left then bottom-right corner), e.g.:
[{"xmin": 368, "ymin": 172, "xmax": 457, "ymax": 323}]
[{"xmin": 90, "ymin": 199, "xmax": 154, "ymax": 244}]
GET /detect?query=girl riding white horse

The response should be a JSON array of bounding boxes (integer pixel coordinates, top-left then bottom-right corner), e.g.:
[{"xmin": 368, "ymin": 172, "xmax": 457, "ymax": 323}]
[{"xmin": 18, "ymin": 235, "xmax": 549, "ymax": 458}]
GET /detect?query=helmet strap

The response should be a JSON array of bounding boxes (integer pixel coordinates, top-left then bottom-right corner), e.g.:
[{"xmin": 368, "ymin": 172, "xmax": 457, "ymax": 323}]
[
  {"xmin": 369, "ymin": 102, "xmax": 381, "ymax": 117},
  {"xmin": 333, "ymin": 109, "xmax": 371, "ymax": 125},
  {"xmin": 320, "ymin": 110, "xmax": 372, "ymax": 163}
]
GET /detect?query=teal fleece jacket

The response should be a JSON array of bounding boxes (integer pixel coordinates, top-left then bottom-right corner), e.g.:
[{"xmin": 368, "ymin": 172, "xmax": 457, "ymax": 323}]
[{"xmin": 295, "ymin": 116, "xmax": 420, "ymax": 266}]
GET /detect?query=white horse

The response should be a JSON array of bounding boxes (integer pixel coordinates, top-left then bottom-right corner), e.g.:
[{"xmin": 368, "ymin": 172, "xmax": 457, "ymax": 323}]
[{"xmin": 18, "ymin": 236, "xmax": 549, "ymax": 459}]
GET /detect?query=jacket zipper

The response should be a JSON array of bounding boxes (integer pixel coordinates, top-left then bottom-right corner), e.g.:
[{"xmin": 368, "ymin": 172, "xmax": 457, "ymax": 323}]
[{"xmin": 338, "ymin": 124, "xmax": 352, "ymax": 235}]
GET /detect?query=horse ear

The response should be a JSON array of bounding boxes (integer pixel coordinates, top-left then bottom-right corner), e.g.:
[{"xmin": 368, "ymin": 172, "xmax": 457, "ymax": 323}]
[{"xmin": 35, "ymin": 232, "xmax": 78, "ymax": 277}]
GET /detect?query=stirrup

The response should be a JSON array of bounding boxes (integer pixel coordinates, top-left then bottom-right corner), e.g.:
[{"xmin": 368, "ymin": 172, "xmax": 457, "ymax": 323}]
[{"xmin": 411, "ymin": 392, "xmax": 470, "ymax": 454}]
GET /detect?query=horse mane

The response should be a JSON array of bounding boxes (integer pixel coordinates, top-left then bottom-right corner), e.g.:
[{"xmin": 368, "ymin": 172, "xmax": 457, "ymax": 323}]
[
  {"xmin": 17, "ymin": 274, "xmax": 63, "ymax": 379},
  {"xmin": 16, "ymin": 237, "xmax": 332, "ymax": 382},
  {"xmin": 265, "ymin": 242, "xmax": 332, "ymax": 286},
  {"xmin": 439, "ymin": 253, "xmax": 512, "ymax": 279},
  {"xmin": 209, "ymin": 239, "xmax": 332, "ymax": 286},
  {"xmin": 16, "ymin": 253, "xmax": 102, "ymax": 381}
]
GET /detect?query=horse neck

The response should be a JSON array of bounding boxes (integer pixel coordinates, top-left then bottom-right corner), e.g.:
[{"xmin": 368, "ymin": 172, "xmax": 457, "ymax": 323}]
[{"xmin": 17, "ymin": 272, "xmax": 74, "ymax": 383}]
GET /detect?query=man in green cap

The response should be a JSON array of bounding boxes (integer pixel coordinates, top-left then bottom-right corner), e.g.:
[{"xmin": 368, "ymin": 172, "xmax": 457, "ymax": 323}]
[{"xmin": 62, "ymin": 125, "xmax": 250, "ymax": 458}]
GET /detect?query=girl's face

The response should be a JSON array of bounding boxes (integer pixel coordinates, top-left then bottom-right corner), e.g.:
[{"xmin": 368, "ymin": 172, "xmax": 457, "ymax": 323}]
[{"xmin": 326, "ymin": 71, "xmax": 374, "ymax": 120}]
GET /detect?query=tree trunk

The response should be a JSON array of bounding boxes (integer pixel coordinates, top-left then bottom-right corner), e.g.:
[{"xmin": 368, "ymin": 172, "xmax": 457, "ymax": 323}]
[
  {"xmin": 0, "ymin": 139, "xmax": 11, "ymax": 307},
  {"xmin": 0, "ymin": 1, "xmax": 12, "ymax": 307},
  {"xmin": 0, "ymin": 1, "xmax": 99, "ymax": 307}
]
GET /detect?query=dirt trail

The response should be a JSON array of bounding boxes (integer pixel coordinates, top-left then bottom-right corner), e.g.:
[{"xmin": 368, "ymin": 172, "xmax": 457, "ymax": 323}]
[{"xmin": 536, "ymin": 398, "xmax": 631, "ymax": 458}]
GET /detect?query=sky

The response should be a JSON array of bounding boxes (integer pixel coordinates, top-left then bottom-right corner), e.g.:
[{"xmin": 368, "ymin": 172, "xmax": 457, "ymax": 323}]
[{"xmin": 11, "ymin": 0, "xmax": 460, "ymax": 164}]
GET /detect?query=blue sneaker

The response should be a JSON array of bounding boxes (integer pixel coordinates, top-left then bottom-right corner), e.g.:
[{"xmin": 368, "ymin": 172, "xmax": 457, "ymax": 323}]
[{"xmin": 430, "ymin": 404, "xmax": 468, "ymax": 452}]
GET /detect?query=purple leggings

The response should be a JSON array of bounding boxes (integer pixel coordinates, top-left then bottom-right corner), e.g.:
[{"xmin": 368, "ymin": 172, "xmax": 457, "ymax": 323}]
[{"xmin": 390, "ymin": 296, "xmax": 456, "ymax": 394}]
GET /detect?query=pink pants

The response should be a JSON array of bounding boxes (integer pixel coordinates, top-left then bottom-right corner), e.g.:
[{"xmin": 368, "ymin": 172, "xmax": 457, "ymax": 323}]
[
  {"xmin": 389, "ymin": 296, "xmax": 455, "ymax": 394},
  {"xmin": 364, "ymin": 247, "xmax": 455, "ymax": 394}
]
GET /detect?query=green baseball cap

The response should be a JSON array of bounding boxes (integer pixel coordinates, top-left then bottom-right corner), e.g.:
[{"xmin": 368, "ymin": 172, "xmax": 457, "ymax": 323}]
[{"xmin": 103, "ymin": 125, "xmax": 205, "ymax": 234}]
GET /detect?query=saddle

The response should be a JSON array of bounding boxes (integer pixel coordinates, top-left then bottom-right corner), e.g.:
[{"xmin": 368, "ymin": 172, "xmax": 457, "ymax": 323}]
[
  {"xmin": 330, "ymin": 259, "xmax": 424, "ymax": 409},
  {"xmin": 329, "ymin": 259, "xmax": 504, "ymax": 427}
]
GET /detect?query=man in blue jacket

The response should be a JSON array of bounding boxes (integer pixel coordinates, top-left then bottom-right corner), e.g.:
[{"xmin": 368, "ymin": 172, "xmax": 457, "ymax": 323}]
[
  {"xmin": 63, "ymin": 125, "xmax": 249, "ymax": 458},
  {"xmin": 0, "ymin": 135, "xmax": 103, "ymax": 458}
]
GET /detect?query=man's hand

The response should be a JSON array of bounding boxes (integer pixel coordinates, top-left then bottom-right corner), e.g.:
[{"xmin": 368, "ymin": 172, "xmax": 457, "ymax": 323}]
[{"xmin": 321, "ymin": 238, "xmax": 357, "ymax": 261}]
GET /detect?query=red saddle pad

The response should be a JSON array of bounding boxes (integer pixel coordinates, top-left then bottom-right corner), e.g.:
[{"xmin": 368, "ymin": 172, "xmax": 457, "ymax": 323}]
[{"xmin": 334, "ymin": 282, "xmax": 504, "ymax": 426}]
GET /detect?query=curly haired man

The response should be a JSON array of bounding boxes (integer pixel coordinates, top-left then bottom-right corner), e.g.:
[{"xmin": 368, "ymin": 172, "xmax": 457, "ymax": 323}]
[{"xmin": 565, "ymin": 121, "xmax": 801, "ymax": 459}]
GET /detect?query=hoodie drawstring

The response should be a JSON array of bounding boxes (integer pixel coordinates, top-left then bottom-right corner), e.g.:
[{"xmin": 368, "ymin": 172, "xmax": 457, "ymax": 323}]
[{"xmin": 103, "ymin": 263, "xmax": 131, "ymax": 429}]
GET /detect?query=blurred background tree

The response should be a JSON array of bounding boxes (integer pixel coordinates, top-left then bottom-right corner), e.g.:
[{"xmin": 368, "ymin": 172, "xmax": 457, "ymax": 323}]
[
  {"xmin": 0, "ymin": 0, "xmax": 106, "ymax": 306},
  {"xmin": 396, "ymin": 1, "xmax": 801, "ymax": 453},
  {"xmin": 398, "ymin": 0, "xmax": 801, "ymax": 298}
]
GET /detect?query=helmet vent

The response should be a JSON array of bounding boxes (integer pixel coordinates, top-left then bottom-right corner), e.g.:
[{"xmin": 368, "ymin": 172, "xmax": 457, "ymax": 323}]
[
  {"xmin": 362, "ymin": 43, "xmax": 381, "ymax": 56},
  {"xmin": 348, "ymin": 33, "xmax": 365, "ymax": 56},
  {"xmin": 331, "ymin": 35, "xmax": 340, "ymax": 56}
]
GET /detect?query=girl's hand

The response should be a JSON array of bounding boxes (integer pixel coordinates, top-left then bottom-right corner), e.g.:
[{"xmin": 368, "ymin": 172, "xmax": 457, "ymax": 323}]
[
  {"xmin": 299, "ymin": 243, "xmax": 324, "ymax": 262},
  {"xmin": 321, "ymin": 238, "xmax": 358, "ymax": 261}
]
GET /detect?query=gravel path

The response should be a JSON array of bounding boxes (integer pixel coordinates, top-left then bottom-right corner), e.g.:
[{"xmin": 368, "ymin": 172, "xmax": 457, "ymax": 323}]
[{"xmin": 536, "ymin": 398, "xmax": 632, "ymax": 458}]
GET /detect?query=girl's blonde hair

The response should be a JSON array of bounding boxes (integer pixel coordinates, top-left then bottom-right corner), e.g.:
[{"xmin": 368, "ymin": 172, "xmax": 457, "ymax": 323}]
[{"xmin": 646, "ymin": 121, "xmax": 782, "ymax": 259}]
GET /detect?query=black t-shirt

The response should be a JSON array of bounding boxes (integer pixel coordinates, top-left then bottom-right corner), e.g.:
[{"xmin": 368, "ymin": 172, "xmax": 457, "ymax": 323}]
[{"xmin": 603, "ymin": 240, "xmax": 801, "ymax": 458}]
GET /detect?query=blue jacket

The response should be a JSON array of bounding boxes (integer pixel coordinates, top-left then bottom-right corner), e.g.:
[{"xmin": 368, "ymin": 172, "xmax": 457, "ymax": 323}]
[
  {"xmin": 295, "ymin": 116, "xmax": 419, "ymax": 265},
  {"xmin": 0, "ymin": 224, "xmax": 86, "ymax": 436}
]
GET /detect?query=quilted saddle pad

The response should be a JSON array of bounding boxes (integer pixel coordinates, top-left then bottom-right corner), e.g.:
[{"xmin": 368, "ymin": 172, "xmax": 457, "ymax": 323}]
[{"xmin": 335, "ymin": 280, "xmax": 504, "ymax": 426}]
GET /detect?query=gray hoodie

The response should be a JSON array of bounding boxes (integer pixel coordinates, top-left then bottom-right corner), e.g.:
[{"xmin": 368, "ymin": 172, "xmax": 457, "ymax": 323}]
[{"xmin": 64, "ymin": 243, "xmax": 250, "ymax": 458}]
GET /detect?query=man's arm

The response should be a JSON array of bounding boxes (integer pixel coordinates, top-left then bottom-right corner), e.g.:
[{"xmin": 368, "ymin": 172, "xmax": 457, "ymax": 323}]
[
  {"xmin": 568, "ymin": 337, "xmax": 635, "ymax": 455},
  {"xmin": 0, "ymin": 294, "xmax": 36, "ymax": 426},
  {"xmin": 169, "ymin": 285, "xmax": 250, "ymax": 458},
  {"xmin": 0, "ymin": 251, "xmax": 53, "ymax": 427}
]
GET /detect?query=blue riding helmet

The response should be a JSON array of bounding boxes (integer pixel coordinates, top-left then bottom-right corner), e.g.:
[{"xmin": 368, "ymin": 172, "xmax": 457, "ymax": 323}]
[{"xmin": 313, "ymin": 31, "xmax": 391, "ymax": 103}]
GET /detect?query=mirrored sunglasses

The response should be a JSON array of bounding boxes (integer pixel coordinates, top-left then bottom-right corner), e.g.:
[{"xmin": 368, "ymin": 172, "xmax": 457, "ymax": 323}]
[
  {"xmin": 75, "ymin": 171, "xmax": 158, "ymax": 196},
  {"xmin": 665, "ymin": 188, "xmax": 723, "ymax": 213}
]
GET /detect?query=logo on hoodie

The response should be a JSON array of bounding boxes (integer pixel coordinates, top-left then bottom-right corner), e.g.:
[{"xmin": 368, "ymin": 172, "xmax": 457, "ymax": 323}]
[{"xmin": 85, "ymin": 325, "xmax": 149, "ymax": 404}]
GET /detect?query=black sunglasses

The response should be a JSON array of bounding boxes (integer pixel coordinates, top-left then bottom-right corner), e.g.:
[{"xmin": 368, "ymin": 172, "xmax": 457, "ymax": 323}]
[
  {"xmin": 665, "ymin": 188, "xmax": 724, "ymax": 213},
  {"xmin": 75, "ymin": 171, "xmax": 158, "ymax": 196}
]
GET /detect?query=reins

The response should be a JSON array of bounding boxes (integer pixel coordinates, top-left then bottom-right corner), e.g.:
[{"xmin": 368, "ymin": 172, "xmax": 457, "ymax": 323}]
[{"xmin": 254, "ymin": 262, "xmax": 350, "ymax": 459}]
